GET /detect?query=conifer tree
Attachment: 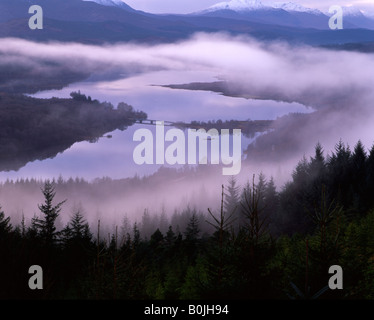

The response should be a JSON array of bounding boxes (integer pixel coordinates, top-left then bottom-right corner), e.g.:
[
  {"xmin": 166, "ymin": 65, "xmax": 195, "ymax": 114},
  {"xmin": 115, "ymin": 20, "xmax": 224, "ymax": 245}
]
[
  {"xmin": 150, "ymin": 228, "xmax": 164, "ymax": 246},
  {"xmin": 27, "ymin": 214, "xmax": 40, "ymax": 239},
  {"xmin": 327, "ymin": 140, "xmax": 352, "ymax": 209},
  {"xmin": 62, "ymin": 210, "xmax": 92, "ymax": 246},
  {"xmin": 309, "ymin": 142, "xmax": 326, "ymax": 182},
  {"xmin": 351, "ymin": 140, "xmax": 368, "ymax": 213},
  {"xmin": 352, "ymin": 140, "xmax": 367, "ymax": 174},
  {"xmin": 184, "ymin": 212, "xmax": 200, "ymax": 241},
  {"xmin": 292, "ymin": 155, "xmax": 309, "ymax": 188},
  {"xmin": 132, "ymin": 222, "xmax": 141, "ymax": 248},
  {"xmin": 165, "ymin": 225, "xmax": 176, "ymax": 247},
  {"xmin": 70, "ymin": 211, "xmax": 90, "ymax": 240},
  {"xmin": 240, "ymin": 175, "xmax": 269, "ymax": 245},
  {"xmin": 0, "ymin": 207, "xmax": 12, "ymax": 235},
  {"xmin": 366, "ymin": 144, "xmax": 374, "ymax": 207},
  {"xmin": 256, "ymin": 173, "xmax": 267, "ymax": 213},
  {"xmin": 141, "ymin": 209, "xmax": 152, "ymax": 240},
  {"xmin": 224, "ymin": 176, "xmax": 240, "ymax": 217},
  {"xmin": 263, "ymin": 177, "xmax": 279, "ymax": 234},
  {"xmin": 310, "ymin": 142, "xmax": 325, "ymax": 166},
  {"xmin": 35, "ymin": 180, "xmax": 66, "ymax": 246}
]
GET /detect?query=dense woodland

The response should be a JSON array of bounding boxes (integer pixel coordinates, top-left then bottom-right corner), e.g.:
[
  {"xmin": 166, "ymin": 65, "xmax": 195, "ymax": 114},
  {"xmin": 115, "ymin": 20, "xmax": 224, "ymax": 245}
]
[
  {"xmin": 174, "ymin": 119, "xmax": 273, "ymax": 138},
  {"xmin": 0, "ymin": 91, "xmax": 147, "ymax": 171},
  {"xmin": 0, "ymin": 140, "xmax": 373, "ymax": 299}
]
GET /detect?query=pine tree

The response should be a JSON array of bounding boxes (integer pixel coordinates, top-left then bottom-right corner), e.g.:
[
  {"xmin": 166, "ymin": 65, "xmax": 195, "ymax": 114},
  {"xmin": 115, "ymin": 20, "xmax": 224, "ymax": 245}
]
[
  {"xmin": 206, "ymin": 185, "xmax": 237, "ymax": 290},
  {"xmin": 60, "ymin": 224, "xmax": 72, "ymax": 246},
  {"xmin": 150, "ymin": 229, "xmax": 164, "ymax": 247},
  {"xmin": 256, "ymin": 173, "xmax": 267, "ymax": 212},
  {"xmin": 27, "ymin": 214, "xmax": 40, "ymax": 239},
  {"xmin": 184, "ymin": 212, "xmax": 200, "ymax": 241},
  {"xmin": 240, "ymin": 175, "xmax": 269, "ymax": 245},
  {"xmin": 366, "ymin": 144, "xmax": 374, "ymax": 208},
  {"xmin": 351, "ymin": 140, "xmax": 368, "ymax": 214},
  {"xmin": 0, "ymin": 207, "xmax": 12, "ymax": 235},
  {"xmin": 165, "ymin": 225, "xmax": 176, "ymax": 247},
  {"xmin": 224, "ymin": 176, "xmax": 240, "ymax": 216},
  {"xmin": 20, "ymin": 213, "xmax": 26, "ymax": 238},
  {"xmin": 263, "ymin": 177, "xmax": 279, "ymax": 235},
  {"xmin": 352, "ymin": 140, "xmax": 367, "ymax": 173},
  {"xmin": 224, "ymin": 176, "xmax": 240, "ymax": 231},
  {"xmin": 141, "ymin": 209, "xmax": 152, "ymax": 240},
  {"xmin": 70, "ymin": 211, "xmax": 90, "ymax": 239},
  {"xmin": 309, "ymin": 142, "xmax": 326, "ymax": 181},
  {"xmin": 120, "ymin": 214, "xmax": 131, "ymax": 241},
  {"xmin": 62, "ymin": 210, "xmax": 92, "ymax": 246},
  {"xmin": 159, "ymin": 207, "xmax": 169, "ymax": 234},
  {"xmin": 35, "ymin": 180, "xmax": 66, "ymax": 246},
  {"xmin": 308, "ymin": 143, "xmax": 328, "ymax": 211},
  {"xmin": 264, "ymin": 177, "xmax": 277, "ymax": 203},
  {"xmin": 292, "ymin": 155, "xmax": 310, "ymax": 188},
  {"xmin": 132, "ymin": 222, "xmax": 141, "ymax": 249},
  {"xmin": 327, "ymin": 140, "xmax": 352, "ymax": 210}
]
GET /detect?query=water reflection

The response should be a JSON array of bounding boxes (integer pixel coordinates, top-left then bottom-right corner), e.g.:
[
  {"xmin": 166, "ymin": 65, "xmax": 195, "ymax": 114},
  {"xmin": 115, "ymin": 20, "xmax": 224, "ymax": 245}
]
[{"xmin": 0, "ymin": 70, "xmax": 310, "ymax": 181}]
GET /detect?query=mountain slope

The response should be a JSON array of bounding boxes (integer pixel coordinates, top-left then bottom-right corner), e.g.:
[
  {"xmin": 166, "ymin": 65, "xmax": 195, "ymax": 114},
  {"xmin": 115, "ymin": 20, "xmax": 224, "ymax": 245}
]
[
  {"xmin": 207, "ymin": 0, "xmax": 266, "ymax": 11},
  {"xmin": 341, "ymin": 6, "xmax": 374, "ymax": 30},
  {"xmin": 82, "ymin": 0, "xmax": 137, "ymax": 12},
  {"xmin": 1, "ymin": 0, "xmax": 374, "ymax": 45},
  {"xmin": 201, "ymin": 0, "xmax": 374, "ymax": 30}
]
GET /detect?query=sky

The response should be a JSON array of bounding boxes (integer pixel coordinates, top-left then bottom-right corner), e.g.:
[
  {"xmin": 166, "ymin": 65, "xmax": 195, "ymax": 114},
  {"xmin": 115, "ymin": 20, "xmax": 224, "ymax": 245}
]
[{"xmin": 123, "ymin": 0, "xmax": 374, "ymax": 14}]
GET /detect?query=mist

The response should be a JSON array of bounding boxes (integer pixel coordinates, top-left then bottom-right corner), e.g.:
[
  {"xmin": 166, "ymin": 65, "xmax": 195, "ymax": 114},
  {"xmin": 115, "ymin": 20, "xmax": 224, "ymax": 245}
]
[
  {"xmin": 1, "ymin": 33, "xmax": 374, "ymax": 234},
  {"xmin": 2, "ymin": 34, "xmax": 373, "ymax": 108}
]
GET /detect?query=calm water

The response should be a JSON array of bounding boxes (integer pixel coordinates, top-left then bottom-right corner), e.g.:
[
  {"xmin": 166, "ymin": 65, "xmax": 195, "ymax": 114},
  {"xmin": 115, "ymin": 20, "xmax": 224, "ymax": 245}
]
[{"xmin": 0, "ymin": 70, "xmax": 310, "ymax": 181}]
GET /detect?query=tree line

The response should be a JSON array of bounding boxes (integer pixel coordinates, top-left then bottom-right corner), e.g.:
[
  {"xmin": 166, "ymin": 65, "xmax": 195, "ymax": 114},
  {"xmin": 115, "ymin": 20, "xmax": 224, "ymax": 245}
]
[
  {"xmin": 0, "ymin": 92, "xmax": 147, "ymax": 171},
  {"xmin": 0, "ymin": 139, "xmax": 374, "ymax": 299}
]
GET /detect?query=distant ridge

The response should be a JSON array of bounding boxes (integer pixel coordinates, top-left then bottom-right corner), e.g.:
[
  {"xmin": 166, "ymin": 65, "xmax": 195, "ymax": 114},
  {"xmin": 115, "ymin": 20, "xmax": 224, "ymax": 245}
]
[{"xmin": 0, "ymin": 0, "xmax": 374, "ymax": 44}]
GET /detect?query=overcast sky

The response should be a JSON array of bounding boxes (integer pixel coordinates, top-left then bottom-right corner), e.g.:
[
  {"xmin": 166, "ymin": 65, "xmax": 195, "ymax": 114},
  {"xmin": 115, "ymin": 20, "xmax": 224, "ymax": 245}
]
[{"xmin": 123, "ymin": 0, "xmax": 374, "ymax": 14}]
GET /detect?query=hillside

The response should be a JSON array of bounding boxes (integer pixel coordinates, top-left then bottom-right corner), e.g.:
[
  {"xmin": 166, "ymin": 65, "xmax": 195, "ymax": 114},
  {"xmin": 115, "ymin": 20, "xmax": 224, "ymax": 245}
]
[
  {"xmin": 0, "ymin": 92, "xmax": 147, "ymax": 171},
  {"xmin": 1, "ymin": 0, "xmax": 374, "ymax": 45}
]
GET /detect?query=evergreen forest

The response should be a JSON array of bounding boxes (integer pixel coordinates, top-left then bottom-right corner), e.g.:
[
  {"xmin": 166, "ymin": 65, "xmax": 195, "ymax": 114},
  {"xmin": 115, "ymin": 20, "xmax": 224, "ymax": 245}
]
[{"xmin": 1, "ymin": 140, "xmax": 373, "ymax": 299}]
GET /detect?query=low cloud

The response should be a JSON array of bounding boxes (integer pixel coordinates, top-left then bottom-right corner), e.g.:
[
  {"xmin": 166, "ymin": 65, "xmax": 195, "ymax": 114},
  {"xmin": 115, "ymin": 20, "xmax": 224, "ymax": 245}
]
[
  {"xmin": 1, "ymin": 33, "xmax": 374, "ymax": 155},
  {"xmin": 1, "ymin": 33, "xmax": 374, "ymax": 226},
  {"xmin": 1, "ymin": 34, "xmax": 373, "ymax": 104}
]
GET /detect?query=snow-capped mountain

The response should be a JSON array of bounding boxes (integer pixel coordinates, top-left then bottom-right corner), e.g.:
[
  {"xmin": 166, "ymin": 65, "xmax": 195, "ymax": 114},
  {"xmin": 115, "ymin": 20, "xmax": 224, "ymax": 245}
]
[
  {"xmin": 202, "ymin": 0, "xmax": 374, "ymax": 30},
  {"xmin": 83, "ymin": 0, "xmax": 122, "ymax": 6},
  {"xmin": 201, "ymin": 0, "xmax": 330, "ymax": 29},
  {"xmin": 208, "ymin": 0, "xmax": 267, "ymax": 12},
  {"xmin": 206, "ymin": 0, "xmax": 323, "ymax": 14},
  {"xmin": 342, "ymin": 6, "xmax": 364, "ymax": 17},
  {"xmin": 271, "ymin": 2, "xmax": 322, "ymax": 15},
  {"xmin": 324, "ymin": 5, "xmax": 365, "ymax": 17},
  {"xmin": 338, "ymin": 6, "xmax": 374, "ymax": 30},
  {"xmin": 206, "ymin": 0, "xmax": 371, "ymax": 18},
  {"xmin": 82, "ymin": 0, "xmax": 135, "ymax": 11}
]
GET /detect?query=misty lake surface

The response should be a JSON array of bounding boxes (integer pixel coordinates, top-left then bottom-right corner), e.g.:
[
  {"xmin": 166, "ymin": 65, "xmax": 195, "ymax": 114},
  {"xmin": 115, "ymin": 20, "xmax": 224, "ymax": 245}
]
[{"xmin": 0, "ymin": 70, "xmax": 311, "ymax": 181}]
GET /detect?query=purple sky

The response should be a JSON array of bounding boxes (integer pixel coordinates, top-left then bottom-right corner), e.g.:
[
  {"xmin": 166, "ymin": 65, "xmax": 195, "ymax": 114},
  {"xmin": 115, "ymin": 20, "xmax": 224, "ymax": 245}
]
[{"xmin": 123, "ymin": 0, "xmax": 374, "ymax": 14}]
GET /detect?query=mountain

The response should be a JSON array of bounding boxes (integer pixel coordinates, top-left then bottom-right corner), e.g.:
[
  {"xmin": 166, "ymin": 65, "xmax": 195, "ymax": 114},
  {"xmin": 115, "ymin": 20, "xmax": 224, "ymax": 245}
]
[
  {"xmin": 200, "ymin": 0, "xmax": 335, "ymax": 30},
  {"xmin": 340, "ymin": 6, "xmax": 374, "ymax": 30},
  {"xmin": 271, "ymin": 2, "xmax": 322, "ymax": 15},
  {"xmin": 1, "ymin": 0, "xmax": 374, "ymax": 45},
  {"xmin": 207, "ymin": 0, "xmax": 267, "ymax": 12},
  {"xmin": 205, "ymin": 0, "xmax": 321, "ymax": 14},
  {"xmin": 82, "ymin": 0, "xmax": 137, "ymax": 12},
  {"xmin": 201, "ymin": 0, "xmax": 374, "ymax": 30}
]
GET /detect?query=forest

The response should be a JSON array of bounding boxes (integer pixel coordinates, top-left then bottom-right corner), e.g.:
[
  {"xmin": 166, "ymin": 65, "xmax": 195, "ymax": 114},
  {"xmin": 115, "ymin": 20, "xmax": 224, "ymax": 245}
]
[
  {"xmin": 0, "ymin": 91, "xmax": 147, "ymax": 171},
  {"xmin": 174, "ymin": 119, "xmax": 273, "ymax": 139},
  {"xmin": 0, "ymin": 139, "xmax": 373, "ymax": 299}
]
